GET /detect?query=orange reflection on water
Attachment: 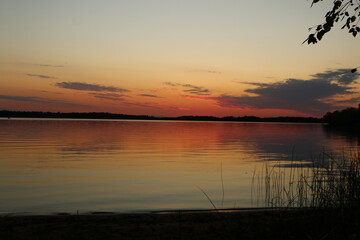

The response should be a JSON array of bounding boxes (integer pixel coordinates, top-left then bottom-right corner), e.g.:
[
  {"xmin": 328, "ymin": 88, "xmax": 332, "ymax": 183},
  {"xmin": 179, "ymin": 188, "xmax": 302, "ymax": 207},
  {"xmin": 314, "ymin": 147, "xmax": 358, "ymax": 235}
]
[
  {"xmin": 0, "ymin": 119, "xmax": 357, "ymax": 213},
  {"xmin": 1, "ymin": 120, "xmax": 260, "ymax": 170}
]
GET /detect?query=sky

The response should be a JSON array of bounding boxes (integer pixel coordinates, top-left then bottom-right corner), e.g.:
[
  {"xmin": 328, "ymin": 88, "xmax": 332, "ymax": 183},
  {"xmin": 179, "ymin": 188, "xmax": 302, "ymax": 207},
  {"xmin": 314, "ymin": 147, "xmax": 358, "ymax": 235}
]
[{"xmin": 1, "ymin": 0, "xmax": 360, "ymax": 117}]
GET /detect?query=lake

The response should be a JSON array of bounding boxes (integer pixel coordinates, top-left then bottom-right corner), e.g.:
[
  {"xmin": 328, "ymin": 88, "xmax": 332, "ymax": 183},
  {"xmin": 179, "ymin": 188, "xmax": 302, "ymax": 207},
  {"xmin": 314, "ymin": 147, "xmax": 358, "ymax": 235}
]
[{"xmin": 0, "ymin": 119, "xmax": 358, "ymax": 213}]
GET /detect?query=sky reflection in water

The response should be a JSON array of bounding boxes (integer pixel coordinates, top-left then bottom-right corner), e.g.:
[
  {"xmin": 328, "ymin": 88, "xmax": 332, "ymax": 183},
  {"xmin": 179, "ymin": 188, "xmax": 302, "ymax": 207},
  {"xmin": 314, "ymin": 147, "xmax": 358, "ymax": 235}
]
[{"xmin": 0, "ymin": 119, "xmax": 358, "ymax": 213}]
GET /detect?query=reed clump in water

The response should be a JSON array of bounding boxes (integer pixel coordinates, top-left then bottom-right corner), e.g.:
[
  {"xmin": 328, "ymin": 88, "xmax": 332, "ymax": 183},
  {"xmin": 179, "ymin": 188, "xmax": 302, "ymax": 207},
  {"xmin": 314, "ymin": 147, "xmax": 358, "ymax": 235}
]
[{"xmin": 253, "ymin": 149, "xmax": 360, "ymax": 211}]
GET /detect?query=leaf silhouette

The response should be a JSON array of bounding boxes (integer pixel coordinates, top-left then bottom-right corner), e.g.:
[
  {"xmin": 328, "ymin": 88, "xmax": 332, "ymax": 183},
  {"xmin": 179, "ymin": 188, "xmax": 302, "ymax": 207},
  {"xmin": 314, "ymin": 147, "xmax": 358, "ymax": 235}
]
[{"xmin": 305, "ymin": 1, "xmax": 360, "ymax": 43}]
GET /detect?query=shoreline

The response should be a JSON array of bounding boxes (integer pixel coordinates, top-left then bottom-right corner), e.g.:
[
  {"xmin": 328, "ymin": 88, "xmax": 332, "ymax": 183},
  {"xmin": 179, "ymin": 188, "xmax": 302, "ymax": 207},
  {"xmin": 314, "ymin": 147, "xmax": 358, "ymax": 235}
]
[
  {"xmin": 1, "ymin": 207, "xmax": 359, "ymax": 240},
  {"xmin": 0, "ymin": 207, "xmax": 282, "ymax": 217},
  {"xmin": 0, "ymin": 109, "xmax": 323, "ymax": 124}
]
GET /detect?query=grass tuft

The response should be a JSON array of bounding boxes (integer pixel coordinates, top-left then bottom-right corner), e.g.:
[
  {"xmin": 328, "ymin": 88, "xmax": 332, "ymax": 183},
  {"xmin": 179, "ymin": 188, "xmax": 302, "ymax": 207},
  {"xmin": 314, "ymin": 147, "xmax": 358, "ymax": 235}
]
[{"xmin": 253, "ymin": 149, "xmax": 360, "ymax": 211}]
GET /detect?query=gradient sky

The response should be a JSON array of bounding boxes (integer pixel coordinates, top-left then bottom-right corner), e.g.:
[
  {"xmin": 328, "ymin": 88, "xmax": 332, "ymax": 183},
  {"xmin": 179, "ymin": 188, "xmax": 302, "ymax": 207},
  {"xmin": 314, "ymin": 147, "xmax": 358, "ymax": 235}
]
[{"xmin": 1, "ymin": 0, "xmax": 359, "ymax": 117}]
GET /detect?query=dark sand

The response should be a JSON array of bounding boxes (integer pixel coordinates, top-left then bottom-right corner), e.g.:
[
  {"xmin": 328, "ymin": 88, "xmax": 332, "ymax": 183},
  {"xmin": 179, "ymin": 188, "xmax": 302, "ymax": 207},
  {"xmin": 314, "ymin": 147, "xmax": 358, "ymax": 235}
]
[{"xmin": 1, "ymin": 208, "xmax": 359, "ymax": 240}]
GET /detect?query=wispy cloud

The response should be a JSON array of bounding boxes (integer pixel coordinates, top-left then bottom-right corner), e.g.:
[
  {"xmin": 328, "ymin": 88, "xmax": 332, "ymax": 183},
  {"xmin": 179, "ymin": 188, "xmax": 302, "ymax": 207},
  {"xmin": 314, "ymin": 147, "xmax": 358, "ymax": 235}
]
[
  {"xmin": 25, "ymin": 73, "xmax": 56, "ymax": 79},
  {"xmin": 238, "ymin": 82, "xmax": 273, "ymax": 88},
  {"xmin": 56, "ymin": 82, "xmax": 130, "ymax": 92},
  {"xmin": 188, "ymin": 69, "xmax": 222, "ymax": 74},
  {"xmin": 182, "ymin": 84, "xmax": 210, "ymax": 95},
  {"xmin": 163, "ymin": 82, "xmax": 211, "ymax": 95},
  {"xmin": 164, "ymin": 82, "xmax": 177, "ymax": 87},
  {"xmin": 215, "ymin": 69, "xmax": 359, "ymax": 115},
  {"xmin": 0, "ymin": 95, "xmax": 48, "ymax": 103},
  {"xmin": 182, "ymin": 95, "xmax": 214, "ymax": 101},
  {"xmin": 167, "ymin": 106, "xmax": 191, "ymax": 111},
  {"xmin": 35, "ymin": 63, "xmax": 64, "ymax": 68},
  {"xmin": 0, "ymin": 94, "xmax": 89, "ymax": 107},
  {"xmin": 122, "ymin": 102, "xmax": 162, "ymax": 109},
  {"xmin": 138, "ymin": 94, "xmax": 160, "ymax": 98},
  {"xmin": 90, "ymin": 93, "xmax": 127, "ymax": 101},
  {"xmin": 335, "ymin": 96, "xmax": 360, "ymax": 104},
  {"xmin": 40, "ymin": 90, "xmax": 63, "ymax": 95},
  {"xmin": 122, "ymin": 101, "xmax": 190, "ymax": 111},
  {"xmin": 205, "ymin": 70, "xmax": 222, "ymax": 74}
]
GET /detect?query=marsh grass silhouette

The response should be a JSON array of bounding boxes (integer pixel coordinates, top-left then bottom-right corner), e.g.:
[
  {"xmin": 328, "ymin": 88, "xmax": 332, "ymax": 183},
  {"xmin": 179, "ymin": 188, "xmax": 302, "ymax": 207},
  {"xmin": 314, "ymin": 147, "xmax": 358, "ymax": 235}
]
[{"xmin": 253, "ymin": 150, "xmax": 360, "ymax": 211}]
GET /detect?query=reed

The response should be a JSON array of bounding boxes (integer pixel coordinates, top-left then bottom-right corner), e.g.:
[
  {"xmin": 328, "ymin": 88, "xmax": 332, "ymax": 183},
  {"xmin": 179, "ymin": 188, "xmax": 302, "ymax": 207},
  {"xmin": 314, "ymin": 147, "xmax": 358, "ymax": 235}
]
[{"xmin": 253, "ymin": 149, "xmax": 360, "ymax": 211}]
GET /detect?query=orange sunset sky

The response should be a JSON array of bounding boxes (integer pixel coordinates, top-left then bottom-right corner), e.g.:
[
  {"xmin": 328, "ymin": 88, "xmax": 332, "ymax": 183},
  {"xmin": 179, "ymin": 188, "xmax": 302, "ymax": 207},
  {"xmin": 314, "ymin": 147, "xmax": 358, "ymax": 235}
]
[{"xmin": 1, "ymin": 0, "xmax": 360, "ymax": 117}]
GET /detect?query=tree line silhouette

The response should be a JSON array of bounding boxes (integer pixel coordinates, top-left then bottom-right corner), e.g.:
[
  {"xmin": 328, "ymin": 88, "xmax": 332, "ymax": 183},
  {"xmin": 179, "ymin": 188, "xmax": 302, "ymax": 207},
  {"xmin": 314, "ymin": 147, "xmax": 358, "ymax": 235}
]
[
  {"xmin": 1, "ymin": 108, "xmax": 359, "ymax": 125},
  {"xmin": 0, "ymin": 110, "xmax": 321, "ymax": 123},
  {"xmin": 323, "ymin": 106, "xmax": 360, "ymax": 126}
]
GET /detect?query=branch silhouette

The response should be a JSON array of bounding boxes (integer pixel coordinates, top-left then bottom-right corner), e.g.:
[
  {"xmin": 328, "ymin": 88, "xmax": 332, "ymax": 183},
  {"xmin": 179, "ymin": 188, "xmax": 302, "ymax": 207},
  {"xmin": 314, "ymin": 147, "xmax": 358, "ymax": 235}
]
[{"xmin": 304, "ymin": 0, "xmax": 360, "ymax": 44}]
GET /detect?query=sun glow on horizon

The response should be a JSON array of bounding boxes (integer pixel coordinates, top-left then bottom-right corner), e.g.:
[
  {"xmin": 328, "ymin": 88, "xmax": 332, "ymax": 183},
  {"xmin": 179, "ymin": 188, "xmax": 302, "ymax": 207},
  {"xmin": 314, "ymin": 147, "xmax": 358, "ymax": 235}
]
[{"xmin": 1, "ymin": 0, "xmax": 359, "ymax": 117}]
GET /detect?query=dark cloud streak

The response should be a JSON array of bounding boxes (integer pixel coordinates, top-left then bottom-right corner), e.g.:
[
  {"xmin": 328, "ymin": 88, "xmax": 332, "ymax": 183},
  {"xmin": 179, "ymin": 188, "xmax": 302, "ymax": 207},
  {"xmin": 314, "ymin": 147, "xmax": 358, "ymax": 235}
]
[
  {"xmin": 0, "ymin": 95, "xmax": 48, "ymax": 103},
  {"xmin": 138, "ymin": 94, "xmax": 160, "ymax": 98},
  {"xmin": 90, "ymin": 93, "xmax": 127, "ymax": 101},
  {"xmin": 182, "ymin": 84, "xmax": 210, "ymax": 95},
  {"xmin": 36, "ymin": 64, "xmax": 64, "ymax": 68},
  {"xmin": 163, "ymin": 82, "xmax": 210, "ymax": 95},
  {"xmin": 0, "ymin": 94, "xmax": 89, "ymax": 108},
  {"xmin": 56, "ymin": 82, "xmax": 130, "ymax": 93},
  {"xmin": 163, "ymin": 82, "xmax": 177, "ymax": 87},
  {"xmin": 189, "ymin": 69, "xmax": 222, "ymax": 74},
  {"xmin": 25, "ymin": 73, "xmax": 56, "ymax": 79}
]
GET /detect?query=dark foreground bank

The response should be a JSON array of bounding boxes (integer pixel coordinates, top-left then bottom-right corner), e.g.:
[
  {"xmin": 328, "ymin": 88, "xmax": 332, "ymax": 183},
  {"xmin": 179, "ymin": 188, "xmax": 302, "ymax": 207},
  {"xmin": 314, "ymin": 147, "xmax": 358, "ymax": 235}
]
[{"xmin": 1, "ymin": 208, "xmax": 359, "ymax": 240}]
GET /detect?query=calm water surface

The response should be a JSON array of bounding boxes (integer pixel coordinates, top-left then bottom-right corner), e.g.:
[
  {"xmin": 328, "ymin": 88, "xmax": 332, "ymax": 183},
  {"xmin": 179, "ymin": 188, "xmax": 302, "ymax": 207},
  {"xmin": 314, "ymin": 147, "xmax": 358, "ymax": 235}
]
[{"xmin": 0, "ymin": 119, "xmax": 358, "ymax": 213}]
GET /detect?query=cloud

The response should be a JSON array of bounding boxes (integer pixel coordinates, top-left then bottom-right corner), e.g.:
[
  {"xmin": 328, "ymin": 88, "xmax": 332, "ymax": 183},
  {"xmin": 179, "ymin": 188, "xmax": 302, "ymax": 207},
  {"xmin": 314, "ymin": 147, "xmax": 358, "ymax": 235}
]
[
  {"xmin": 122, "ymin": 102, "xmax": 162, "ymax": 109},
  {"xmin": 182, "ymin": 84, "xmax": 210, "ymax": 95},
  {"xmin": 311, "ymin": 68, "xmax": 359, "ymax": 85},
  {"xmin": 335, "ymin": 96, "xmax": 360, "ymax": 104},
  {"xmin": 90, "ymin": 93, "xmax": 127, "ymax": 101},
  {"xmin": 56, "ymin": 82, "xmax": 130, "ymax": 92},
  {"xmin": 163, "ymin": 82, "xmax": 210, "ymax": 95},
  {"xmin": 238, "ymin": 82, "xmax": 273, "ymax": 88},
  {"xmin": 168, "ymin": 106, "xmax": 191, "ymax": 111},
  {"xmin": 188, "ymin": 69, "xmax": 222, "ymax": 74},
  {"xmin": 35, "ymin": 63, "xmax": 64, "ymax": 68},
  {"xmin": 245, "ymin": 78, "xmax": 353, "ymax": 100},
  {"xmin": 0, "ymin": 94, "xmax": 89, "ymax": 107},
  {"xmin": 0, "ymin": 95, "xmax": 48, "ymax": 103},
  {"xmin": 214, "ymin": 69, "xmax": 360, "ymax": 115},
  {"xmin": 122, "ymin": 101, "xmax": 190, "ymax": 111},
  {"xmin": 138, "ymin": 94, "xmax": 160, "ymax": 98},
  {"xmin": 40, "ymin": 90, "xmax": 63, "ymax": 95},
  {"xmin": 163, "ymin": 82, "xmax": 177, "ymax": 87},
  {"xmin": 182, "ymin": 95, "xmax": 214, "ymax": 101},
  {"xmin": 205, "ymin": 70, "xmax": 222, "ymax": 74},
  {"xmin": 25, "ymin": 73, "xmax": 56, "ymax": 79}
]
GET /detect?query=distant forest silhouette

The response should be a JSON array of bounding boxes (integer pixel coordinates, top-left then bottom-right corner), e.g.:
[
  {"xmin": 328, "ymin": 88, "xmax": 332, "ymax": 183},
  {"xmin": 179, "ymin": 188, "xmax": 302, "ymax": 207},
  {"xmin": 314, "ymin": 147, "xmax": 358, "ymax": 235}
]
[
  {"xmin": 1, "ymin": 108, "xmax": 359, "ymax": 125},
  {"xmin": 0, "ymin": 110, "xmax": 322, "ymax": 123}
]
